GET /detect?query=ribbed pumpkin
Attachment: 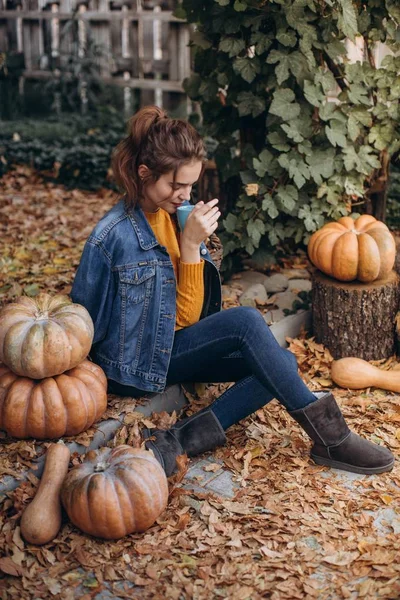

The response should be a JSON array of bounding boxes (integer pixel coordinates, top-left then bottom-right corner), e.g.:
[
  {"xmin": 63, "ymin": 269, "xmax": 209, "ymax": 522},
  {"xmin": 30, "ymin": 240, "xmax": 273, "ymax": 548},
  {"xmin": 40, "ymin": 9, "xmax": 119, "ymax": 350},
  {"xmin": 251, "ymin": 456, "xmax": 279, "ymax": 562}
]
[
  {"xmin": 0, "ymin": 359, "xmax": 107, "ymax": 439},
  {"xmin": 0, "ymin": 293, "xmax": 94, "ymax": 379},
  {"xmin": 61, "ymin": 445, "xmax": 169, "ymax": 539},
  {"xmin": 308, "ymin": 215, "xmax": 396, "ymax": 282}
]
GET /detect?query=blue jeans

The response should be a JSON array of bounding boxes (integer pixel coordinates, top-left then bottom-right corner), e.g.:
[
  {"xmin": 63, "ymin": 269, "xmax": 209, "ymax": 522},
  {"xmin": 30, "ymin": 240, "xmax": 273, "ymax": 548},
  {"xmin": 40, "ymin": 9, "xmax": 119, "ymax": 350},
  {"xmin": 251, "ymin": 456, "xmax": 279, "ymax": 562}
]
[{"xmin": 109, "ymin": 307, "xmax": 316, "ymax": 430}]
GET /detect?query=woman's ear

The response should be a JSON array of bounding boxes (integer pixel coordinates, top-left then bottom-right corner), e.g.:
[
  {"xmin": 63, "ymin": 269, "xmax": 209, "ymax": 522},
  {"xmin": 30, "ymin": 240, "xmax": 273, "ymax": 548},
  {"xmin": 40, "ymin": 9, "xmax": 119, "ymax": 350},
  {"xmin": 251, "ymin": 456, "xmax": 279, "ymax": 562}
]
[{"xmin": 138, "ymin": 164, "xmax": 151, "ymax": 180}]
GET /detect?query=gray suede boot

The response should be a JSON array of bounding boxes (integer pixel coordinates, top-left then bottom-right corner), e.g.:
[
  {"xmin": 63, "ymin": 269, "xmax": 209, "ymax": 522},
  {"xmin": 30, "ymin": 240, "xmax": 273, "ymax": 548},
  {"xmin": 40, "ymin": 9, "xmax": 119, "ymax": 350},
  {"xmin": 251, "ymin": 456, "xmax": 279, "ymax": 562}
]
[
  {"xmin": 142, "ymin": 409, "xmax": 226, "ymax": 477},
  {"xmin": 290, "ymin": 392, "xmax": 394, "ymax": 474}
]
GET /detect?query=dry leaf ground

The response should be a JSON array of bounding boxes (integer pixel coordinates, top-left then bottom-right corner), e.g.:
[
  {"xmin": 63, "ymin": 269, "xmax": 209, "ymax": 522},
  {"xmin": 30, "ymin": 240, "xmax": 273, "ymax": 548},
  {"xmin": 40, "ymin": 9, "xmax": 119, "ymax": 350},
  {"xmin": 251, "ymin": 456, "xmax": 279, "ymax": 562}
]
[{"xmin": 1, "ymin": 168, "xmax": 400, "ymax": 600}]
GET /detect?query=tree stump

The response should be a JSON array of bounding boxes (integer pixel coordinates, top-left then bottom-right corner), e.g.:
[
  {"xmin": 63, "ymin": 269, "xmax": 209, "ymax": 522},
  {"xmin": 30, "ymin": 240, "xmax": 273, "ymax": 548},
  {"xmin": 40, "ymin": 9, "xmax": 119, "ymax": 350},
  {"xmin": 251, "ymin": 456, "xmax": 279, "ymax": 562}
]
[{"xmin": 312, "ymin": 270, "xmax": 400, "ymax": 360}]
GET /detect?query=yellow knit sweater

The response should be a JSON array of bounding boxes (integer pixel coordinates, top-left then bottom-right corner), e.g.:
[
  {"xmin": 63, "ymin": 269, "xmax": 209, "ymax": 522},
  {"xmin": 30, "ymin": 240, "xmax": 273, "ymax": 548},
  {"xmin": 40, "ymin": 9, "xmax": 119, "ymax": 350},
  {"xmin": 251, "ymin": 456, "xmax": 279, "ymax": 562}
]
[{"xmin": 145, "ymin": 209, "xmax": 204, "ymax": 330}]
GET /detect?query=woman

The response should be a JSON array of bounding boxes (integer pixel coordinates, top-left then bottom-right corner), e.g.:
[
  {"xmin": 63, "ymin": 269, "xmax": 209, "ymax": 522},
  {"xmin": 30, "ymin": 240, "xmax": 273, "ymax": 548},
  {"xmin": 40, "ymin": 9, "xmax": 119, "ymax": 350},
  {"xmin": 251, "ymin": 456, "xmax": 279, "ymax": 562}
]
[{"xmin": 71, "ymin": 106, "xmax": 394, "ymax": 477}]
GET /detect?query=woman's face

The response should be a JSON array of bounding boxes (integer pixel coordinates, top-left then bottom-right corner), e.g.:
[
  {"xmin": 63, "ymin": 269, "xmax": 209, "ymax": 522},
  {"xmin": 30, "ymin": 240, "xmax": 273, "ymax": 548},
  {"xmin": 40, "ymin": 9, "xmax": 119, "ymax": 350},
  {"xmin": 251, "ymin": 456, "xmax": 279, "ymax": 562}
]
[{"xmin": 138, "ymin": 160, "xmax": 203, "ymax": 214}]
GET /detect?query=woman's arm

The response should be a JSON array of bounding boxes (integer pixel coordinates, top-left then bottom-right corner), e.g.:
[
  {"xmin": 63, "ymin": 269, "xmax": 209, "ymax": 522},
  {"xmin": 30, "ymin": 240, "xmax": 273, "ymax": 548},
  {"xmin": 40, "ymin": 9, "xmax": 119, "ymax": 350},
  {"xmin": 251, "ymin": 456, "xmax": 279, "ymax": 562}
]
[{"xmin": 71, "ymin": 240, "xmax": 115, "ymax": 344}]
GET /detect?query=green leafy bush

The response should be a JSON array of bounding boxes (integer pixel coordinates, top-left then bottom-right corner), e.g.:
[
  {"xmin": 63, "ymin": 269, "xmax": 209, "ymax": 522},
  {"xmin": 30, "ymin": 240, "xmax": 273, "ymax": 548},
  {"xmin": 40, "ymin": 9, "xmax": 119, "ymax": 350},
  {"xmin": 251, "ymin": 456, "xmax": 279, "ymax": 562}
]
[
  {"xmin": 179, "ymin": 0, "xmax": 400, "ymax": 264},
  {"xmin": 0, "ymin": 114, "xmax": 125, "ymax": 189},
  {"xmin": 386, "ymin": 162, "xmax": 400, "ymax": 228}
]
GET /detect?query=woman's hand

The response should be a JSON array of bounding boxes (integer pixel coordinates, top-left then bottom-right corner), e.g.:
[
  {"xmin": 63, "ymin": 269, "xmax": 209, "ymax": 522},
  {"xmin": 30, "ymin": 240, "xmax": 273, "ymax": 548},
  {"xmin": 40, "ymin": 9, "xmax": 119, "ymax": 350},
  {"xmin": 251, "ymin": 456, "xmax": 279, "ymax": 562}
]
[
  {"xmin": 181, "ymin": 199, "xmax": 220, "ymax": 247},
  {"xmin": 179, "ymin": 199, "xmax": 220, "ymax": 264}
]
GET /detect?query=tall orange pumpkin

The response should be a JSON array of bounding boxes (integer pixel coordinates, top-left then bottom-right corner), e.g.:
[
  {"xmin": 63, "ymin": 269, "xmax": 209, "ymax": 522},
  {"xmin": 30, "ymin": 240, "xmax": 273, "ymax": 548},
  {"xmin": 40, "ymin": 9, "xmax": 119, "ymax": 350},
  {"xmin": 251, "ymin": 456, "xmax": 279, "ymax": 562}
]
[
  {"xmin": 61, "ymin": 445, "xmax": 169, "ymax": 539},
  {"xmin": 308, "ymin": 215, "xmax": 396, "ymax": 282},
  {"xmin": 0, "ymin": 293, "xmax": 94, "ymax": 379},
  {"xmin": 0, "ymin": 359, "xmax": 107, "ymax": 439}
]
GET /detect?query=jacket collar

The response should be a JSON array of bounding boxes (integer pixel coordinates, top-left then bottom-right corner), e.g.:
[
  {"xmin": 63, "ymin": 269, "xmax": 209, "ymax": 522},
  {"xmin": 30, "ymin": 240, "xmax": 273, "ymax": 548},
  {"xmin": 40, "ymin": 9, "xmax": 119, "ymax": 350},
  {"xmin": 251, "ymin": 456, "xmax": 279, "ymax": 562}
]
[
  {"xmin": 127, "ymin": 199, "xmax": 192, "ymax": 251},
  {"xmin": 127, "ymin": 204, "xmax": 159, "ymax": 251}
]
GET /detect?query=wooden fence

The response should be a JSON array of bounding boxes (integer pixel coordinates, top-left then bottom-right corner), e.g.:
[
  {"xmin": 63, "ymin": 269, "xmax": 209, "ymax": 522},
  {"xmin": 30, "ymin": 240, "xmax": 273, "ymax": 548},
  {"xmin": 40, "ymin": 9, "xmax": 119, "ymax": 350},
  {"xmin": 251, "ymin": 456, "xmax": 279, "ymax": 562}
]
[{"xmin": 0, "ymin": 0, "xmax": 191, "ymax": 114}]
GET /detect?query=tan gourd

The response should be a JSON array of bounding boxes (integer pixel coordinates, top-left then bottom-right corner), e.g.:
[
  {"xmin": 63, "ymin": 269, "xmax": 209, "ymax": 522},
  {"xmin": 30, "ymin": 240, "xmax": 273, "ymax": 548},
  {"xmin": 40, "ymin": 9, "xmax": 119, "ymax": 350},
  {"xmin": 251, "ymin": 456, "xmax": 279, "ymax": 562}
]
[
  {"xmin": 331, "ymin": 357, "xmax": 400, "ymax": 392},
  {"xmin": 20, "ymin": 442, "xmax": 71, "ymax": 545}
]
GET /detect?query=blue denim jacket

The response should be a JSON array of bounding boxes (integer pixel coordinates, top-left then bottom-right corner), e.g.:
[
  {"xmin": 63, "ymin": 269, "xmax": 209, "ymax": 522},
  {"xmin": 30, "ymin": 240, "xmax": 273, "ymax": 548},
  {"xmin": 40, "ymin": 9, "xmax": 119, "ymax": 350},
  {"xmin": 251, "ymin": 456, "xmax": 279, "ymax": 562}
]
[{"xmin": 71, "ymin": 199, "xmax": 222, "ymax": 392}]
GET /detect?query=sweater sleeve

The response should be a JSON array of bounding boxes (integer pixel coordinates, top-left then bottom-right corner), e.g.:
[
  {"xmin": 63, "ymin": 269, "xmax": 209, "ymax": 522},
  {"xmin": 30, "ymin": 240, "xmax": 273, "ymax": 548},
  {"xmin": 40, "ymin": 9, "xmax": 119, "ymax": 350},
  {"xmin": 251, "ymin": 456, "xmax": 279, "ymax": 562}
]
[{"xmin": 175, "ymin": 260, "xmax": 205, "ymax": 330}]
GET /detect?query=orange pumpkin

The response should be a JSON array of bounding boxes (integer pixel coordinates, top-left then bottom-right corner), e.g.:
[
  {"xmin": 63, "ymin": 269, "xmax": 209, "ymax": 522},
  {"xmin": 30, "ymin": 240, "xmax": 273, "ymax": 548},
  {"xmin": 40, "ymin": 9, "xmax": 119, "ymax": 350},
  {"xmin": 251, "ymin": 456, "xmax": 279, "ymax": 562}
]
[
  {"xmin": 308, "ymin": 215, "xmax": 396, "ymax": 282},
  {"xmin": 61, "ymin": 445, "xmax": 169, "ymax": 539},
  {"xmin": 0, "ymin": 359, "xmax": 107, "ymax": 439},
  {"xmin": 0, "ymin": 293, "xmax": 94, "ymax": 379}
]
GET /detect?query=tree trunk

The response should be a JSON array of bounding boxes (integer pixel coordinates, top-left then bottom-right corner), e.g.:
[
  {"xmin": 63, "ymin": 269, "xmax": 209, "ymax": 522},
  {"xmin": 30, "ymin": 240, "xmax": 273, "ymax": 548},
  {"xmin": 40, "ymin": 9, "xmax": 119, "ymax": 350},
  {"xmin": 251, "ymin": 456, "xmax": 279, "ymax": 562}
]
[{"xmin": 312, "ymin": 270, "xmax": 400, "ymax": 360}]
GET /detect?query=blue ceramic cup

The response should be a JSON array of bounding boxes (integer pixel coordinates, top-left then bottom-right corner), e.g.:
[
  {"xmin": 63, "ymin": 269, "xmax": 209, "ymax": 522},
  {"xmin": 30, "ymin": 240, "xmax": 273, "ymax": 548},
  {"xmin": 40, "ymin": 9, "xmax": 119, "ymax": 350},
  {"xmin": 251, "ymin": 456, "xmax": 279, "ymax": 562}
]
[{"xmin": 176, "ymin": 205, "xmax": 194, "ymax": 231}]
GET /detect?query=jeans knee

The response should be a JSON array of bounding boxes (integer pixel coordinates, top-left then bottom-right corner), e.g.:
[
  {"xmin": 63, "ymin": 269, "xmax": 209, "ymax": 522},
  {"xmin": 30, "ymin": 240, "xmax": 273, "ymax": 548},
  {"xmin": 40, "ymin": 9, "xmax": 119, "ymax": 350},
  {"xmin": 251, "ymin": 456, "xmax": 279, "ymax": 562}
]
[
  {"xmin": 233, "ymin": 306, "xmax": 265, "ymax": 328},
  {"xmin": 285, "ymin": 349, "xmax": 298, "ymax": 370}
]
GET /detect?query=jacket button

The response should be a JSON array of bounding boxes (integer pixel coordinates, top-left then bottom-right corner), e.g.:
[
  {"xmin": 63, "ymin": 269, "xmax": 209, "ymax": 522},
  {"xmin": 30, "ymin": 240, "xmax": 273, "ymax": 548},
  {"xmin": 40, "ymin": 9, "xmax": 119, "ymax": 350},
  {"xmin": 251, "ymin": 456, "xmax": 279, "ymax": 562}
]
[{"xmin": 201, "ymin": 248, "xmax": 207, "ymax": 255}]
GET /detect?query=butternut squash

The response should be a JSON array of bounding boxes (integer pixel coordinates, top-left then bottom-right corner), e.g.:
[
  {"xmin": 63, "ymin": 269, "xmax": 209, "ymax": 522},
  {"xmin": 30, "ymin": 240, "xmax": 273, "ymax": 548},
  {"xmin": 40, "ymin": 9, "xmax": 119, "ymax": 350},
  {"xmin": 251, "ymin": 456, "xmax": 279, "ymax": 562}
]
[
  {"xmin": 331, "ymin": 357, "xmax": 400, "ymax": 392},
  {"xmin": 20, "ymin": 442, "xmax": 71, "ymax": 545}
]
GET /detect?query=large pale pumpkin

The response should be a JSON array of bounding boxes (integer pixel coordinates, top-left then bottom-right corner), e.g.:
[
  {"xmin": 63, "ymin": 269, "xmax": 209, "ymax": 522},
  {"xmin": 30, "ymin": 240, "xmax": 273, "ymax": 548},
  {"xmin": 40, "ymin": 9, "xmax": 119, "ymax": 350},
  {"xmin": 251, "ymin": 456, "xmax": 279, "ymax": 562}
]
[
  {"xmin": 308, "ymin": 215, "xmax": 396, "ymax": 282},
  {"xmin": 61, "ymin": 445, "xmax": 169, "ymax": 539},
  {"xmin": 0, "ymin": 359, "xmax": 107, "ymax": 439},
  {"xmin": 0, "ymin": 293, "xmax": 94, "ymax": 379}
]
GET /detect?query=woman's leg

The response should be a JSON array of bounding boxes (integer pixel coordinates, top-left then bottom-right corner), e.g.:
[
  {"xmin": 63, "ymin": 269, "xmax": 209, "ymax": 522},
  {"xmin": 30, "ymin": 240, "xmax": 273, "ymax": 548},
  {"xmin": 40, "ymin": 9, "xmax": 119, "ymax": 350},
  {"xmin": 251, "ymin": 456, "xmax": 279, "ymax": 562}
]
[
  {"xmin": 167, "ymin": 306, "xmax": 316, "ymax": 411},
  {"xmin": 167, "ymin": 349, "xmax": 298, "ymax": 430},
  {"xmin": 144, "ymin": 307, "xmax": 393, "ymax": 476}
]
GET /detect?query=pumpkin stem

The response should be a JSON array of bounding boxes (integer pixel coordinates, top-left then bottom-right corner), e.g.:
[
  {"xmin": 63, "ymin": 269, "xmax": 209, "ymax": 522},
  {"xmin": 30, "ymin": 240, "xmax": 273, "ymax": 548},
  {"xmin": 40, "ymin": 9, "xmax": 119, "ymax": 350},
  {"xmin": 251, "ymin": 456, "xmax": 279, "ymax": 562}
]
[
  {"xmin": 94, "ymin": 461, "xmax": 107, "ymax": 472},
  {"xmin": 34, "ymin": 310, "xmax": 49, "ymax": 320}
]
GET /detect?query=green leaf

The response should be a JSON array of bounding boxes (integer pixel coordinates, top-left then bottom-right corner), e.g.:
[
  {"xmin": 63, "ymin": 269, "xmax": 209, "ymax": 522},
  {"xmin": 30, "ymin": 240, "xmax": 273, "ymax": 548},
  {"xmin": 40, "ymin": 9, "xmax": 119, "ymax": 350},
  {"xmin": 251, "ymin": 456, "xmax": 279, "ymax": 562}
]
[
  {"xmin": 315, "ymin": 69, "xmax": 336, "ymax": 95},
  {"xmin": 237, "ymin": 91, "xmax": 266, "ymax": 118},
  {"xmin": 276, "ymin": 185, "xmax": 299, "ymax": 212},
  {"xmin": 262, "ymin": 195, "xmax": 279, "ymax": 219},
  {"xmin": 251, "ymin": 32, "xmax": 273, "ymax": 55},
  {"xmin": 306, "ymin": 149, "xmax": 336, "ymax": 184},
  {"xmin": 247, "ymin": 218, "xmax": 265, "ymax": 246},
  {"xmin": 269, "ymin": 88, "xmax": 301, "ymax": 120},
  {"xmin": 350, "ymin": 107, "xmax": 372, "ymax": 127},
  {"xmin": 219, "ymin": 37, "xmax": 246, "ymax": 57},
  {"xmin": 358, "ymin": 145, "xmax": 381, "ymax": 170},
  {"xmin": 253, "ymin": 149, "xmax": 273, "ymax": 177},
  {"xmin": 347, "ymin": 84, "xmax": 371, "ymax": 106},
  {"xmin": 215, "ymin": 0, "xmax": 230, "ymax": 5},
  {"xmin": 317, "ymin": 182, "xmax": 342, "ymax": 206},
  {"xmin": 343, "ymin": 146, "xmax": 380, "ymax": 175},
  {"xmin": 191, "ymin": 31, "xmax": 213, "ymax": 50},
  {"xmin": 278, "ymin": 154, "xmax": 310, "ymax": 189},
  {"xmin": 325, "ymin": 39, "xmax": 347, "ymax": 62},
  {"xmin": 224, "ymin": 213, "xmax": 238, "ymax": 233},
  {"xmin": 198, "ymin": 79, "xmax": 219, "ymax": 101},
  {"xmin": 267, "ymin": 131, "xmax": 291, "ymax": 152},
  {"xmin": 347, "ymin": 115, "xmax": 360, "ymax": 142},
  {"xmin": 325, "ymin": 124, "xmax": 347, "ymax": 148},
  {"xmin": 337, "ymin": 0, "xmax": 358, "ymax": 41},
  {"xmin": 267, "ymin": 50, "xmax": 291, "ymax": 85},
  {"xmin": 357, "ymin": 9, "xmax": 370, "ymax": 34},
  {"xmin": 183, "ymin": 74, "xmax": 201, "ymax": 99},
  {"xmin": 233, "ymin": 57, "xmax": 260, "ymax": 83},
  {"xmin": 368, "ymin": 125, "xmax": 393, "ymax": 150},
  {"xmin": 288, "ymin": 52, "xmax": 309, "ymax": 83},
  {"xmin": 276, "ymin": 29, "xmax": 297, "ymax": 48},
  {"xmin": 281, "ymin": 121, "xmax": 304, "ymax": 143},
  {"xmin": 234, "ymin": 0, "xmax": 247, "ymax": 10},
  {"xmin": 303, "ymin": 81, "xmax": 323, "ymax": 107}
]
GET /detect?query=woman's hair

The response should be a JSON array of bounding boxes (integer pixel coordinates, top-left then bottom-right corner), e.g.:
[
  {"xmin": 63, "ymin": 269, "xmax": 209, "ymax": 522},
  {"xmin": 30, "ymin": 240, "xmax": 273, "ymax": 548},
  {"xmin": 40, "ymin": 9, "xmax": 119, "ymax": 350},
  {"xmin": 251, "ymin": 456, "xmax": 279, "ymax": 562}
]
[{"xmin": 112, "ymin": 105, "xmax": 206, "ymax": 208}]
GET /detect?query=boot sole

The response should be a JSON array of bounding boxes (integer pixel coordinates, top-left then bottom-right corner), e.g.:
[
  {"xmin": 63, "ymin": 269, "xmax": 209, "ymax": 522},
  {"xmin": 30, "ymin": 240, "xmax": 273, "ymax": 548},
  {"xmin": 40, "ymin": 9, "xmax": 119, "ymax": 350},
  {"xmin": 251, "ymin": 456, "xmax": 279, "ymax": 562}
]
[{"xmin": 311, "ymin": 454, "xmax": 395, "ymax": 475}]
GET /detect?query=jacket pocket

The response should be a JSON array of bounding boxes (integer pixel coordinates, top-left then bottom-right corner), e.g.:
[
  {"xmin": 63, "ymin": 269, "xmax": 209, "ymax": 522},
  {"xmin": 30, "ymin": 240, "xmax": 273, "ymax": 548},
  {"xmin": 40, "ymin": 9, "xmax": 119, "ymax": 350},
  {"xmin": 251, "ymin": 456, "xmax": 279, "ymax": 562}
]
[{"xmin": 119, "ymin": 266, "xmax": 155, "ymax": 304}]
